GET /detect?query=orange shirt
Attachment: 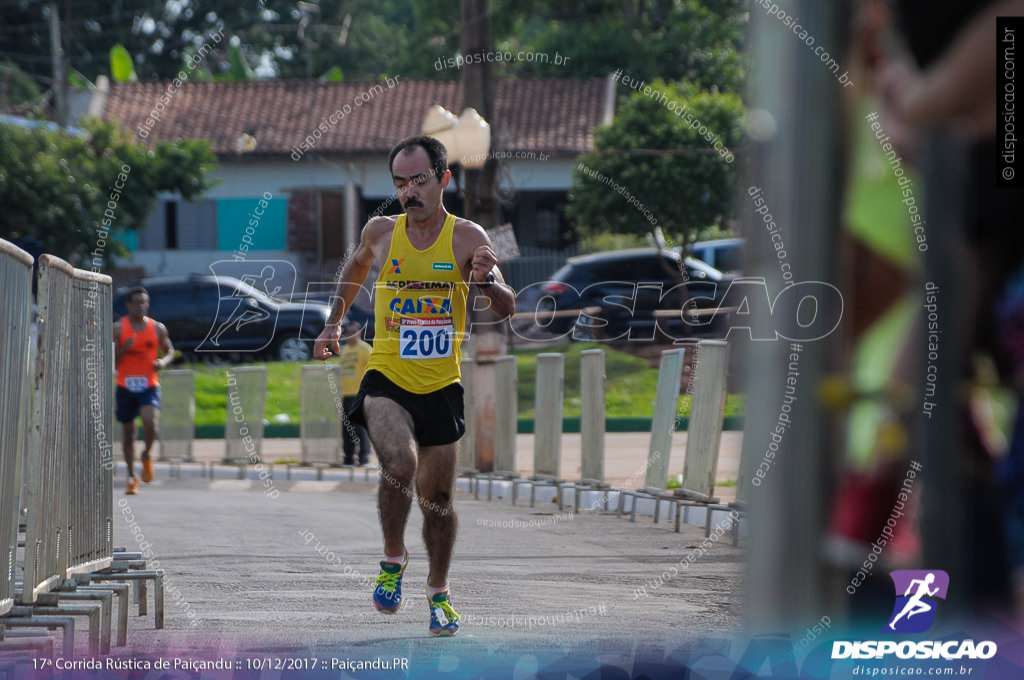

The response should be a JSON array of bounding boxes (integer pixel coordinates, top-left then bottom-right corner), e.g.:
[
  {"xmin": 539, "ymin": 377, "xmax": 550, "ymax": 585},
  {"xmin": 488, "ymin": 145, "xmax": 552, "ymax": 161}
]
[{"xmin": 116, "ymin": 317, "xmax": 160, "ymax": 390}]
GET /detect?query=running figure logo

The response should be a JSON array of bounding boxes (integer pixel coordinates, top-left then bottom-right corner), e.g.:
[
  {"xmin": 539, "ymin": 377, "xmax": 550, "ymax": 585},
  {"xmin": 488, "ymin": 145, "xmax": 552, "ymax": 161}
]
[
  {"xmin": 198, "ymin": 260, "xmax": 297, "ymax": 353},
  {"xmin": 884, "ymin": 570, "xmax": 949, "ymax": 633},
  {"xmin": 210, "ymin": 265, "xmax": 282, "ymax": 345}
]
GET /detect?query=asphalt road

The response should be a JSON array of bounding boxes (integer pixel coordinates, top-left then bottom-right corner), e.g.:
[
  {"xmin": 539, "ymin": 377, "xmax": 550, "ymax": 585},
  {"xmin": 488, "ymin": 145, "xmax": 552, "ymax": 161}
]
[{"xmin": 109, "ymin": 477, "xmax": 744, "ymax": 672}]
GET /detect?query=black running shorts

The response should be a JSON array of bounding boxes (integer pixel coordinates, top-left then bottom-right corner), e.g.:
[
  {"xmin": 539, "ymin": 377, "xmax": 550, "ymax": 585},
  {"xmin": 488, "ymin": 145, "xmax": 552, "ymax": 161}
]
[{"xmin": 347, "ymin": 370, "xmax": 466, "ymax": 447}]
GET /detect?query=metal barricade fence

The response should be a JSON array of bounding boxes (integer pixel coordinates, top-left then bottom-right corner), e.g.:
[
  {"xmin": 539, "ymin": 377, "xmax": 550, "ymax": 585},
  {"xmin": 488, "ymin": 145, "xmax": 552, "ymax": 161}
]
[
  {"xmin": 300, "ymin": 365, "xmax": 342, "ymax": 466},
  {"xmin": 0, "ymin": 239, "xmax": 35, "ymax": 616},
  {"xmin": 21, "ymin": 255, "xmax": 75, "ymax": 604},
  {"xmin": 64, "ymin": 268, "xmax": 115, "ymax": 577},
  {"xmin": 157, "ymin": 370, "xmax": 196, "ymax": 461},
  {"xmin": 224, "ymin": 366, "xmax": 266, "ymax": 462}
]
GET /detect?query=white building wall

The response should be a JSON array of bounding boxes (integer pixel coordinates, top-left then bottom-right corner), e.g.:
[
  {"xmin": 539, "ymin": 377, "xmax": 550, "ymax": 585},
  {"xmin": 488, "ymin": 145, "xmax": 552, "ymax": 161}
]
[
  {"xmin": 204, "ymin": 156, "xmax": 577, "ymax": 199},
  {"xmin": 115, "ymin": 155, "xmax": 579, "ymax": 273},
  {"xmin": 118, "ymin": 249, "xmax": 303, "ymax": 279}
]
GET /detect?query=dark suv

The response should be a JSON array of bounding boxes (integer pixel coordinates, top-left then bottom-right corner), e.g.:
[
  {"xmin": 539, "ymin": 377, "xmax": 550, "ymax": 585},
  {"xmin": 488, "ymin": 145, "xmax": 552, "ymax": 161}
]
[
  {"xmin": 113, "ymin": 274, "xmax": 332, "ymax": 362},
  {"xmin": 520, "ymin": 248, "xmax": 732, "ymax": 342}
]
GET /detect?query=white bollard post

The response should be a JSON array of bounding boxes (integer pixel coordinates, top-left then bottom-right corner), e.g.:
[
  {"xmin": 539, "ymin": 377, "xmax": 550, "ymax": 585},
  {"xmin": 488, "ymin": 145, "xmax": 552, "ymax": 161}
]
[
  {"xmin": 680, "ymin": 340, "xmax": 729, "ymax": 500},
  {"xmin": 644, "ymin": 348, "xmax": 685, "ymax": 490},
  {"xmin": 493, "ymin": 356, "xmax": 518, "ymax": 474},
  {"xmin": 579, "ymin": 350, "xmax": 606, "ymax": 484},
  {"xmin": 459, "ymin": 358, "xmax": 476, "ymax": 473},
  {"xmin": 534, "ymin": 354, "xmax": 564, "ymax": 479}
]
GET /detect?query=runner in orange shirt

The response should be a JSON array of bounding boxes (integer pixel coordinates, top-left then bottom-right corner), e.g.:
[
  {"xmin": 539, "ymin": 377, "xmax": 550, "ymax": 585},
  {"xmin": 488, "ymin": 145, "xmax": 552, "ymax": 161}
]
[{"xmin": 115, "ymin": 286, "xmax": 174, "ymax": 495}]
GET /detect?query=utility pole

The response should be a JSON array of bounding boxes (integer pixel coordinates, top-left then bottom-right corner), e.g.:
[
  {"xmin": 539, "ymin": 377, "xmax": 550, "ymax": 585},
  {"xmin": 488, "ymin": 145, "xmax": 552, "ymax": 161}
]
[
  {"xmin": 460, "ymin": 0, "xmax": 506, "ymax": 473},
  {"xmin": 460, "ymin": 0, "xmax": 498, "ymax": 230},
  {"xmin": 48, "ymin": 2, "xmax": 67, "ymax": 128}
]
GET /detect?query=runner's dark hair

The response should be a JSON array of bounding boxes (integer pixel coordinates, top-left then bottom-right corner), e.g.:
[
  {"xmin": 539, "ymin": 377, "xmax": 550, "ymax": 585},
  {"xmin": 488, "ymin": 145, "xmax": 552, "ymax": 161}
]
[
  {"xmin": 126, "ymin": 286, "xmax": 148, "ymax": 303},
  {"xmin": 389, "ymin": 136, "xmax": 449, "ymax": 181}
]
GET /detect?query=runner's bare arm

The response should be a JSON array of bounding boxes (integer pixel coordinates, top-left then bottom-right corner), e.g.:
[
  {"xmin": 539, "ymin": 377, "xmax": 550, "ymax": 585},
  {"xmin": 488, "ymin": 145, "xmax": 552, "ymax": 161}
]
[
  {"xmin": 113, "ymin": 320, "xmax": 132, "ymax": 364},
  {"xmin": 155, "ymin": 322, "xmax": 174, "ymax": 370},
  {"xmin": 315, "ymin": 218, "xmax": 388, "ymax": 360},
  {"xmin": 460, "ymin": 222, "xmax": 515, "ymax": 319}
]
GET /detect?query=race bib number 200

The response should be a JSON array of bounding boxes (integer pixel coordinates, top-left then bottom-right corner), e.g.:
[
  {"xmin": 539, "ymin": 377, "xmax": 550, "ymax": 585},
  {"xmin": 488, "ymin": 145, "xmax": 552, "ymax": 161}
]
[{"xmin": 399, "ymin": 318, "xmax": 453, "ymax": 360}]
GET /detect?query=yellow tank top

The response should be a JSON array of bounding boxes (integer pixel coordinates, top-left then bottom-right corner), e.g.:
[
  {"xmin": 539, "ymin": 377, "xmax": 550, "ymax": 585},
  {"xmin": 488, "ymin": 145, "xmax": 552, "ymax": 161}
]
[{"xmin": 365, "ymin": 213, "xmax": 468, "ymax": 393}]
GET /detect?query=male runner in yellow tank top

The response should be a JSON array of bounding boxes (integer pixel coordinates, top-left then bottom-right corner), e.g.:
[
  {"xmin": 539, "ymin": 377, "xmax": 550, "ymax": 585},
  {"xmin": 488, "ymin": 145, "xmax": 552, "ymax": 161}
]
[{"xmin": 314, "ymin": 136, "xmax": 514, "ymax": 636}]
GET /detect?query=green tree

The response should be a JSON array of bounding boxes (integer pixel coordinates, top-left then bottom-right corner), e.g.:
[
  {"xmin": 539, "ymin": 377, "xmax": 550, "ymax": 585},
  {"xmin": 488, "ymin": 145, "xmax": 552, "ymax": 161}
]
[
  {"xmin": 492, "ymin": 0, "xmax": 747, "ymax": 89},
  {"xmin": 567, "ymin": 81, "xmax": 744, "ymax": 244},
  {"xmin": 0, "ymin": 1, "xmax": 745, "ymax": 84},
  {"xmin": 0, "ymin": 61, "xmax": 43, "ymax": 108},
  {"xmin": 0, "ymin": 118, "xmax": 217, "ymax": 266}
]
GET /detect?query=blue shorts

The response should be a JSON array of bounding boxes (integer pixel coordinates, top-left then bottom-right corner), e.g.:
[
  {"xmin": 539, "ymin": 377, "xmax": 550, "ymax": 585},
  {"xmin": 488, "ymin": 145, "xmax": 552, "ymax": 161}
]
[{"xmin": 115, "ymin": 385, "xmax": 161, "ymax": 424}]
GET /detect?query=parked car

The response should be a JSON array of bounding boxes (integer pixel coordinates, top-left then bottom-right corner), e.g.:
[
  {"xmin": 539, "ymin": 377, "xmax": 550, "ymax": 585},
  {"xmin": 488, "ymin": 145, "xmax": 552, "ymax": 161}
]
[
  {"xmin": 682, "ymin": 238, "xmax": 745, "ymax": 274},
  {"xmin": 519, "ymin": 248, "xmax": 733, "ymax": 343},
  {"xmin": 112, "ymin": 274, "xmax": 332, "ymax": 362}
]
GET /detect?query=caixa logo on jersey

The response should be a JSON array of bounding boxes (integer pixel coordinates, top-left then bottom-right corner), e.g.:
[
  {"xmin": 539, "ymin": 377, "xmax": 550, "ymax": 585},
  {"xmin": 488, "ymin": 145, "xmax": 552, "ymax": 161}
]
[{"xmin": 832, "ymin": 570, "xmax": 997, "ymax": 661}]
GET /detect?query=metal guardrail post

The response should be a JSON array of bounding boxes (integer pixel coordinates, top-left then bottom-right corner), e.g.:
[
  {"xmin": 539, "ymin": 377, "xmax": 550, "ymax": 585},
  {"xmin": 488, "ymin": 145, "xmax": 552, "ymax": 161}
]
[
  {"xmin": 1, "ymin": 612, "xmax": 75, "ymax": 657},
  {"xmin": 0, "ymin": 239, "xmax": 34, "ymax": 618},
  {"xmin": 65, "ymin": 268, "xmax": 115, "ymax": 579},
  {"xmin": 21, "ymin": 255, "xmax": 75, "ymax": 605},
  {"xmin": 81, "ymin": 582, "xmax": 129, "ymax": 647}
]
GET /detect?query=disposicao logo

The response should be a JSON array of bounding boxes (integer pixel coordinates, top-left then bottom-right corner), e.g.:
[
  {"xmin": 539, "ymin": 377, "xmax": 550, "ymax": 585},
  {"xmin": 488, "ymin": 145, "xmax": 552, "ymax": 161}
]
[
  {"xmin": 831, "ymin": 569, "xmax": 997, "ymax": 661},
  {"xmin": 885, "ymin": 570, "xmax": 948, "ymax": 634}
]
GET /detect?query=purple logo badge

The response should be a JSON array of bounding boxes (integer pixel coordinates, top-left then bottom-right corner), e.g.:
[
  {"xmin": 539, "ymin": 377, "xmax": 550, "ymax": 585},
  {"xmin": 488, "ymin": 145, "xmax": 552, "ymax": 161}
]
[{"xmin": 884, "ymin": 570, "xmax": 949, "ymax": 634}]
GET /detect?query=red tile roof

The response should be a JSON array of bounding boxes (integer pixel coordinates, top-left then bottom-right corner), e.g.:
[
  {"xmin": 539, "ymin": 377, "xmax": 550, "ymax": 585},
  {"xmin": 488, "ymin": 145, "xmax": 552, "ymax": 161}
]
[{"xmin": 101, "ymin": 78, "xmax": 610, "ymax": 158}]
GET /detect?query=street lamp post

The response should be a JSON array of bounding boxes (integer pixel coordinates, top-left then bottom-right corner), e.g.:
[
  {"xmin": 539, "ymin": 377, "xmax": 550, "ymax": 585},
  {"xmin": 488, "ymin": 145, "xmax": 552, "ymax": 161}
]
[{"xmin": 422, "ymin": 106, "xmax": 504, "ymax": 473}]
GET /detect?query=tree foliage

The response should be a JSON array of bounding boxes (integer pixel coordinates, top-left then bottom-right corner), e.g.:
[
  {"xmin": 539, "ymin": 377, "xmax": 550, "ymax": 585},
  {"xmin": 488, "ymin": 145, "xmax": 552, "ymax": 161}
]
[
  {"xmin": 567, "ymin": 81, "xmax": 744, "ymax": 244},
  {"xmin": 492, "ymin": 0, "xmax": 747, "ymax": 90},
  {"xmin": 0, "ymin": 118, "xmax": 217, "ymax": 266},
  {"xmin": 0, "ymin": 0, "xmax": 745, "ymax": 85}
]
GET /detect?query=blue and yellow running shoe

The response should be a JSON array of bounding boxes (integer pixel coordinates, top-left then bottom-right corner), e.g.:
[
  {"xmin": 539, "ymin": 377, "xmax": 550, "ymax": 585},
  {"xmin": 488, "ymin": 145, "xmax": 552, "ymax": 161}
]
[
  {"xmin": 373, "ymin": 551, "xmax": 408, "ymax": 614},
  {"xmin": 427, "ymin": 588, "xmax": 460, "ymax": 636}
]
